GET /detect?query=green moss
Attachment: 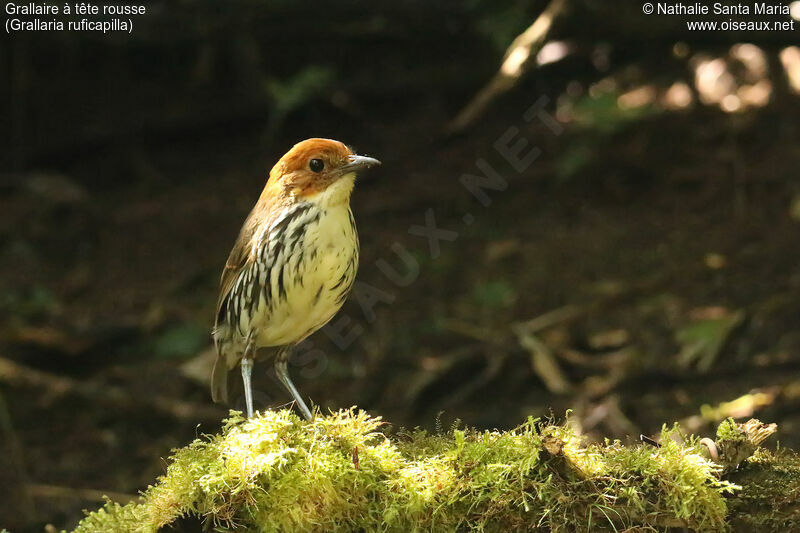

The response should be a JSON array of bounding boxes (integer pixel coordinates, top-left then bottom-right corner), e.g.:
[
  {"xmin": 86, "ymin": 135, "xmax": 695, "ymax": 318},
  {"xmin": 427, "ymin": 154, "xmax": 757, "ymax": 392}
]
[
  {"xmin": 727, "ymin": 448, "xmax": 800, "ymax": 531},
  {"xmin": 71, "ymin": 499, "xmax": 146, "ymax": 533},
  {"xmin": 71, "ymin": 410, "xmax": 749, "ymax": 532},
  {"xmin": 711, "ymin": 418, "xmax": 779, "ymax": 473},
  {"xmin": 717, "ymin": 418, "xmax": 745, "ymax": 443}
]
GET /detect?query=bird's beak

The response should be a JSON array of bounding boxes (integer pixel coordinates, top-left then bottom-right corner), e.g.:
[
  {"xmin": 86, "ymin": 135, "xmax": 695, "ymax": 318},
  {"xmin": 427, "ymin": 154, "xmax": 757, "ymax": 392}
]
[{"xmin": 338, "ymin": 155, "xmax": 381, "ymax": 175}]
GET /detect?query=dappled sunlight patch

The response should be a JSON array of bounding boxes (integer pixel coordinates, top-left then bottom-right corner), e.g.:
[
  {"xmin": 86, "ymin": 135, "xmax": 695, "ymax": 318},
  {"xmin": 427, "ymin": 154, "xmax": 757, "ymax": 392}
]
[
  {"xmin": 700, "ymin": 392, "xmax": 776, "ymax": 421},
  {"xmin": 691, "ymin": 44, "xmax": 775, "ymax": 113},
  {"xmin": 780, "ymin": 46, "xmax": 800, "ymax": 94},
  {"xmin": 536, "ymin": 40, "xmax": 571, "ymax": 66},
  {"xmin": 662, "ymin": 81, "xmax": 694, "ymax": 109},
  {"xmin": 791, "ymin": 1, "xmax": 800, "ymax": 21},
  {"xmin": 694, "ymin": 56, "xmax": 739, "ymax": 107},
  {"xmin": 562, "ymin": 41, "xmax": 788, "ymax": 125},
  {"xmin": 617, "ymin": 85, "xmax": 657, "ymax": 111},
  {"xmin": 554, "ymin": 40, "xmax": 797, "ymax": 141}
]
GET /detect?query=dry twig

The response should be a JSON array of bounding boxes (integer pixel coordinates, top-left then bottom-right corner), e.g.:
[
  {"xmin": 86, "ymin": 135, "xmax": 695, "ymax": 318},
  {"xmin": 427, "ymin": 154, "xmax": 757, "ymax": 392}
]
[{"xmin": 446, "ymin": 0, "xmax": 570, "ymax": 134}]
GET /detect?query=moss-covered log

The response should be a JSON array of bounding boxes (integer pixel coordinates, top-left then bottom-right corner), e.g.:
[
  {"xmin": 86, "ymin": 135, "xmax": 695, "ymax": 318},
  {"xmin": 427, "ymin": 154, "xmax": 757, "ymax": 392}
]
[{"xmin": 69, "ymin": 410, "xmax": 800, "ymax": 532}]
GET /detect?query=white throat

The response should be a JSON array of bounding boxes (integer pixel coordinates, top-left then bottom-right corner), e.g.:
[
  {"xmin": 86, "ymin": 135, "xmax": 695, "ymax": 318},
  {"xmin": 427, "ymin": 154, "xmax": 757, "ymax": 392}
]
[{"xmin": 307, "ymin": 173, "xmax": 356, "ymax": 208}]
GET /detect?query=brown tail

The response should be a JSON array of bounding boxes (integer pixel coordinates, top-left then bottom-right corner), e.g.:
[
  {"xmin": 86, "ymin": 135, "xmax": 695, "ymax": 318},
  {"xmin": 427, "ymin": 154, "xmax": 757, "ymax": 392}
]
[{"xmin": 211, "ymin": 356, "xmax": 229, "ymax": 403}]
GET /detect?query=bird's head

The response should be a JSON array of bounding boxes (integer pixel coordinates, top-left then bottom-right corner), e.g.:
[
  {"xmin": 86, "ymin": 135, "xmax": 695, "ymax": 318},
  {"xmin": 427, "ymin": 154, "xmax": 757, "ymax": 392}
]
[{"xmin": 266, "ymin": 138, "xmax": 380, "ymax": 207}]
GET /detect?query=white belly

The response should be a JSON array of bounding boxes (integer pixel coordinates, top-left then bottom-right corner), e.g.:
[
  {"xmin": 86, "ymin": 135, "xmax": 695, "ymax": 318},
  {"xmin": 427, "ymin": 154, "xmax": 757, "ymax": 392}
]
[{"xmin": 249, "ymin": 204, "xmax": 358, "ymax": 347}]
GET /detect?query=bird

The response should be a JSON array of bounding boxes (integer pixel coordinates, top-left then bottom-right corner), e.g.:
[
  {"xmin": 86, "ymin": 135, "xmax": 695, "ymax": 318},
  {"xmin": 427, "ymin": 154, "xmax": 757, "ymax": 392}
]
[{"xmin": 211, "ymin": 138, "xmax": 380, "ymax": 420}]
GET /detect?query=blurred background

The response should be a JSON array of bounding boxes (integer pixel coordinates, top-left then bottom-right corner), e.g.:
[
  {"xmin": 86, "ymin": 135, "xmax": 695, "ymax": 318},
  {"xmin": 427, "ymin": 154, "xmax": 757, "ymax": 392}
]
[{"xmin": 2, "ymin": 0, "xmax": 800, "ymax": 530}]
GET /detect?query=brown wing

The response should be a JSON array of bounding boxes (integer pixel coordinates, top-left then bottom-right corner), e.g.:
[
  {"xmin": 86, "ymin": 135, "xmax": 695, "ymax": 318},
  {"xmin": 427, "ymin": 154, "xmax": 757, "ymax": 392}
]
[
  {"xmin": 214, "ymin": 185, "xmax": 287, "ymax": 327},
  {"xmin": 215, "ymin": 213, "xmax": 259, "ymax": 327},
  {"xmin": 211, "ymin": 217, "xmax": 258, "ymax": 404}
]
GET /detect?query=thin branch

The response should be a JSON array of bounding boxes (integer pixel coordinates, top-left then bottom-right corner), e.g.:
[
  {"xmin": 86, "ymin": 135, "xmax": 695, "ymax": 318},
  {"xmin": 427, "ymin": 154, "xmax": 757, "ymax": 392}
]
[{"xmin": 446, "ymin": 0, "xmax": 570, "ymax": 134}]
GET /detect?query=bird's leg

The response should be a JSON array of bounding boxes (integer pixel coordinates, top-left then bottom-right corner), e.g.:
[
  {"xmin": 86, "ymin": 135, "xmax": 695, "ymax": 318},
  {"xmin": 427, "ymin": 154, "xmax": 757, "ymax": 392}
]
[
  {"xmin": 241, "ymin": 337, "xmax": 256, "ymax": 418},
  {"xmin": 275, "ymin": 347, "xmax": 314, "ymax": 421}
]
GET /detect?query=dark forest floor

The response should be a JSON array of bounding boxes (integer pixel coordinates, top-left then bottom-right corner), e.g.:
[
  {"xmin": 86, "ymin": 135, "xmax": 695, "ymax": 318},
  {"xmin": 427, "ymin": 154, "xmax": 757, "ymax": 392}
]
[{"xmin": 2, "ymin": 79, "xmax": 800, "ymax": 531}]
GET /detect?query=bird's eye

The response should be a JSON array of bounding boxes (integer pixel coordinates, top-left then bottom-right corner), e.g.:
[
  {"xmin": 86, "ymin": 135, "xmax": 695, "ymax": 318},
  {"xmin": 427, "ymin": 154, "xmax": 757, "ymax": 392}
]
[{"xmin": 309, "ymin": 159, "xmax": 324, "ymax": 173}]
